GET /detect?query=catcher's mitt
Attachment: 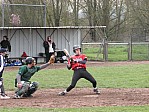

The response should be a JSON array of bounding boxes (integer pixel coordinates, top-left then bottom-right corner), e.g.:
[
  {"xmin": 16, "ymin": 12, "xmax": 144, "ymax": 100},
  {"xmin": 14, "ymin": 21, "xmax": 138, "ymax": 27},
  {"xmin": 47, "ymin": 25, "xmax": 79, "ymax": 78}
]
[{"xmin": 49, "ymin": 55, "xmax": 55, "ymax": 64}]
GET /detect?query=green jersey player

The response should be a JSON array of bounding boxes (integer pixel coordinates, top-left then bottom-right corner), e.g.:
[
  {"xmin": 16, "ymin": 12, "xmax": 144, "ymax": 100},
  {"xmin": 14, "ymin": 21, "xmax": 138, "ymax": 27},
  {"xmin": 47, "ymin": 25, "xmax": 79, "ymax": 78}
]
[{"xmin": 14, "ymin": 55, "xmax": 55, "ymax": 99}]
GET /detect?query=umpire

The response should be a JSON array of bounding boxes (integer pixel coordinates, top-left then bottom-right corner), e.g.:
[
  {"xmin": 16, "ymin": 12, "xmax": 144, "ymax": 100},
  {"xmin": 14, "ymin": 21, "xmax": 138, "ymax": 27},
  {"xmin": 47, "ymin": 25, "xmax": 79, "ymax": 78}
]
[
  {"xmin": 58, "ymin": 45, "xmax": 100, "ymax": 96},
  {"xmin": 0, "ymin": 48, "xmax": 10, "ymax": 99}
]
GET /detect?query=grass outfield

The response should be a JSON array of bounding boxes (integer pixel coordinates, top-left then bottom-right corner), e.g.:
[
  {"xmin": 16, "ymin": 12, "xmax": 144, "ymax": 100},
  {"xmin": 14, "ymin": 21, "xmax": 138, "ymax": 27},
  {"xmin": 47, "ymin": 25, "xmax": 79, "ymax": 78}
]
[
  {"xmin": 4, "ymin": 64, "xmax": 149, "ymax": 90},
  {"xmin": 2, "ymin": 63, "xmax": 149, "ymax": 111},
  {"xmin": 82, "ymin": 44, "xmax": 149, "ymax": 61},
  {"xmin": 0, "ymin": 106, "xmax": 149, "ymax": 112}
]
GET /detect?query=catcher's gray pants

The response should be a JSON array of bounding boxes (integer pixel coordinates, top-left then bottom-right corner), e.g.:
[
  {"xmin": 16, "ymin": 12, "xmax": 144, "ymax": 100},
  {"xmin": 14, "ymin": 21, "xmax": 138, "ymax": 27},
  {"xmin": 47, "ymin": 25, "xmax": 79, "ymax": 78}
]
[
  {"xmin": 66, "ymin": 68, "xmax": 97, "ymax": 92},
  {"xmin": 0, "ymin": 78, "xmax": 5, "ymax": 95},
  {"xmin": 16, "ymin": 81, "xmax": 38, "ymax": 96}
]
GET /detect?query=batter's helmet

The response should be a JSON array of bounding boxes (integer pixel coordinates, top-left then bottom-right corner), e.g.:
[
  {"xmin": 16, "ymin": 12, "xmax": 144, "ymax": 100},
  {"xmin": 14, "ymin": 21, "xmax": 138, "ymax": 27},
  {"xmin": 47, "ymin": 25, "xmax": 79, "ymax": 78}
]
[
  {"xmin": 73, "ymin": 45, "xmax": 81, "ymax": 53},
  {"xmin": 25, "ymin": 57, "xmax": 35, "ymax": 64}
]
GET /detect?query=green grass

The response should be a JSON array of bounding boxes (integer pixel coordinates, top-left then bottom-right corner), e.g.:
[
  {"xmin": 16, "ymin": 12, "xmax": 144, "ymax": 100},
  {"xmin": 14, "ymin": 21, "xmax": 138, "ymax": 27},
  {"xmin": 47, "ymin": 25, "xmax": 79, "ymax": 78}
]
[
  {"xmin": 1, "ymin": 106, "xmax": 149, "ymax": 112},
  {"xmin": 108, "ymin": 45, "xmax": 128, "ymax": 61},
  {"xmin": 2, "ymin": 64, "xmax": 149, "ymax": 111},
  {"xmin": 82, "ymin": 44, "xmax": 149, "ymax": 61},
  {"xmin": 3, "ymin": 64, "xmax": 149, "ymax": 90},
  {"xmin": 132, "ymin": 45, "xmax": 149, "ymax": 60}
]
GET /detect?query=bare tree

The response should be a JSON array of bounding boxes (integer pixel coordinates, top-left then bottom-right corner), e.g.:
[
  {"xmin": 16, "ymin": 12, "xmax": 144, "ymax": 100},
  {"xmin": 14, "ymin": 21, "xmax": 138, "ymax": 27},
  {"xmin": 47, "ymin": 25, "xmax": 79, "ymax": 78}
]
[
  {"xmin": 1, "ymin": 0, "xmax": 149, "ymax": 42},
  {"xmin": 51, "ymin": 0, "xmax": 63, "ymax": 26},
  {"xmin": 129, "ymin": 0, "xmax": 149, "ymax": 28},
  {"xmin": 73, "ymin": 0, "xmax": 80, "ymax": 26},
  {"xmin": 108, "ymin": 0, "xmax": 128, "ymax": 40}
]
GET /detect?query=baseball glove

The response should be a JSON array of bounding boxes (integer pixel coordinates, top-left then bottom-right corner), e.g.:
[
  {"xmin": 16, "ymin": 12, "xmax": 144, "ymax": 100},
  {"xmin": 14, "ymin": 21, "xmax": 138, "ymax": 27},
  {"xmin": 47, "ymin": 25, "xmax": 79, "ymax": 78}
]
[{"xmin": 49, "ymin": 55, "xmax": 55, "ymax": 64}]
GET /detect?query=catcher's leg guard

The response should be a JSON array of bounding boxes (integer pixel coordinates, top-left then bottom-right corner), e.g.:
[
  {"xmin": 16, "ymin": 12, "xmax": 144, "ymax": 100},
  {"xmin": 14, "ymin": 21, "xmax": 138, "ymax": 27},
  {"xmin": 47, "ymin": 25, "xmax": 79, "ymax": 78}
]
[
  {"xmin": 25, "ymin": 82, "xmax": 39, "ymax": 97},
  {"xmin": 16, "ymin": 82, "xmax": 30, "ymax": 96}
]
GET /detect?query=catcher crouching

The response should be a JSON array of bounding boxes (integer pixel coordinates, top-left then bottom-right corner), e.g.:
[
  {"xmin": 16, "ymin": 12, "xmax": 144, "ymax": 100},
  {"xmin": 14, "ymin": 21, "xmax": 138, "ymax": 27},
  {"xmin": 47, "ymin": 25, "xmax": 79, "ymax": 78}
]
[{"xmin": 14, "ymin": 55, "xmax": 55, "ymax": 99}]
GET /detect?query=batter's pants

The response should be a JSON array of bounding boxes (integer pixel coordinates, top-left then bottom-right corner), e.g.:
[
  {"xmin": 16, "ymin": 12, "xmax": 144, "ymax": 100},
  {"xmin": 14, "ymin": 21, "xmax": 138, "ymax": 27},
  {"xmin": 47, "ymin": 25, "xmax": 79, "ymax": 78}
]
[{"xmin": 66, "ymin": 68, "xmax": 97, "ymax": 92}]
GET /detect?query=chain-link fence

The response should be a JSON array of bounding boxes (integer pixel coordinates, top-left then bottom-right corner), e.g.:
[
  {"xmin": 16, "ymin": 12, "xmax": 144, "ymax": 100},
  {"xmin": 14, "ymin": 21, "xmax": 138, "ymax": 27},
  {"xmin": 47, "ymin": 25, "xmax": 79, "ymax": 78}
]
[
  {"xmin": 82, "ymin": 42, "xmax": 149, "ymax": 62},
  {"xmin": 82, "ymin": 42, "xmax": 129, "ymax": 61},
  {"xmin": 1, "ymin": 0, "xmax": 46, "ymax": 27},
  {"xmin": 130, "ymin": 28, "xmax": 149, "ymax": 61},
  {"xmin": 81, "ymin": 27, "xmax": 149, "ymax": 61}
]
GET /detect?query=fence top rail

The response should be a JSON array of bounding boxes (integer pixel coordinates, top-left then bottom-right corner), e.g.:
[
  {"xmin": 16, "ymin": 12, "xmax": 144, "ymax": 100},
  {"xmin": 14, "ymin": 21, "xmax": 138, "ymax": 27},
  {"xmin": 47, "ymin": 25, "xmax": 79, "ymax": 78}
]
[
  {"xmin": 82, "ymin": 42, "xmax": 149, "ymax": 45},
  {"xmin": 3, "ymin": 3, "xmax": 45, "ymax": 7},
  {"xmin": 0, "ymin": 26, "xmax": 106, "ymax": 29},
  {"xmin": 82, "ymin": 43, "xmax": 129, "ymax": 45}
]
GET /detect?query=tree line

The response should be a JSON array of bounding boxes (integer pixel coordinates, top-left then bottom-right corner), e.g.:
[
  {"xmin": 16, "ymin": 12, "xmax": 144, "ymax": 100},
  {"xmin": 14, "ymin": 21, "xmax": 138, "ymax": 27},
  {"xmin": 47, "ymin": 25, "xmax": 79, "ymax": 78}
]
[{"xmin": 0, "ymin": 0, "xmax": 149, "ymax": 41}]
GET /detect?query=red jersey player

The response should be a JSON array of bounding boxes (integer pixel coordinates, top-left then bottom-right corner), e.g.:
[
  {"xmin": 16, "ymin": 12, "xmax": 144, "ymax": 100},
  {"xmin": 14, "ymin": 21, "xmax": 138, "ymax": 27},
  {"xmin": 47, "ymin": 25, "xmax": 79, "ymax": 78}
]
[{"xmin": 58, "ymin": 45, "xmax": 100, "ymax": 96}]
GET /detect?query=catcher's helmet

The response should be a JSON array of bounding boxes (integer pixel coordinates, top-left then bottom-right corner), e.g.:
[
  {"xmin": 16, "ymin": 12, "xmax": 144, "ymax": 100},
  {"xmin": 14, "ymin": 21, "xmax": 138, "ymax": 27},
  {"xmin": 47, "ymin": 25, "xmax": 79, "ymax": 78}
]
[
  {"xmin": 25, "ymin": 57, "xmax": 35, "ymax": 64},
  {"xmin": 73, "ymin": 45, "xmax": 81, "ymax": 53}
]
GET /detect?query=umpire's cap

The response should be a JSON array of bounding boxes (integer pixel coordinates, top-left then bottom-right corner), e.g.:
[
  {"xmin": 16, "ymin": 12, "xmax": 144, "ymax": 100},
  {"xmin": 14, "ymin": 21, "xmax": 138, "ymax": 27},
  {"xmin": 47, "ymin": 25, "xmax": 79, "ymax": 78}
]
[
  {"xmin": 0, "ymin": 48, "xmax": 7, "ymax": 53},
  {"xmin": 25, "ymin": 57, "xmax": 35, "ymax": 64},
  {"xmin": 73, "ymin": 45, "xmax": 81, "ymax": 53}
]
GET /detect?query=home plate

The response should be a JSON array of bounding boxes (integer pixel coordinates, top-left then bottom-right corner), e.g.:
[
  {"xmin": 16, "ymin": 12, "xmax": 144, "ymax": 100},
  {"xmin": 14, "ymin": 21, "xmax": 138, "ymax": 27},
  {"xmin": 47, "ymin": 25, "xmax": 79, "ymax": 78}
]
[{"xmin": 83, "ymin": 95, "xmax": 99, "ymax": 97}]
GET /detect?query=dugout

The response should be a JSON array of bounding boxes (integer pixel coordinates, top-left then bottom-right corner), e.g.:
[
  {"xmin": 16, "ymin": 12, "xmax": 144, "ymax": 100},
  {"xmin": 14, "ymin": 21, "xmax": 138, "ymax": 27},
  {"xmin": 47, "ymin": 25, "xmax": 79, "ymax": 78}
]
[{"xmin": 0, "ymin": 26, "xmax": 106, "ymax": 63}]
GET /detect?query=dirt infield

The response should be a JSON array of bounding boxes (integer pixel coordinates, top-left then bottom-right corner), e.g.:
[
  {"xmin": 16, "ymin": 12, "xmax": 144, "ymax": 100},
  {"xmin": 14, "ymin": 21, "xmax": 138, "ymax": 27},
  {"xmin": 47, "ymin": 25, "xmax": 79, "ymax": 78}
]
[
  {"xmin": 1, "ymin": 61, "xmax": 149, "ymax": 108},
  {"xmin": 1, "ymin": 88, "xmax": 149, "ymax": 108}
]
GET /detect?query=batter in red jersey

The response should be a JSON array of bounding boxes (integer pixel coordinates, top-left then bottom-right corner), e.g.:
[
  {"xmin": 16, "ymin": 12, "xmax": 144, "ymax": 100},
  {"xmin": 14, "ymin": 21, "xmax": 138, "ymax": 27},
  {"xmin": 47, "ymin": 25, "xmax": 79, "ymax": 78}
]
[{"xmin": 58, "ymin": 45, "xmax": 100, "ymax": 96}]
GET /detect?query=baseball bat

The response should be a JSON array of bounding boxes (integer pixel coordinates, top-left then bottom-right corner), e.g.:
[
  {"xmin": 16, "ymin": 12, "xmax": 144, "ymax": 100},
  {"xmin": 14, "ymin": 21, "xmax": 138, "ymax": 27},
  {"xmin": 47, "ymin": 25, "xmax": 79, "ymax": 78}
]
[
  {"xmin": 63, "ymin": 49, "xmax": 70, "ymax": 58},
  {"xmin": 64, "ymin": 49, "xmax": 72, "ymax": 64}
]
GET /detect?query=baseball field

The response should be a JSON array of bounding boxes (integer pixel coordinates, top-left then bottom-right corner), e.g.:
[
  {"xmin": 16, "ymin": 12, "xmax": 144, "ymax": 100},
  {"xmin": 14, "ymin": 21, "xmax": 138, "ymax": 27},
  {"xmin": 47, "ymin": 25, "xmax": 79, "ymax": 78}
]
[{"xmin": 1, "ymin": 61, "xmax": 149, "ymax": 112}]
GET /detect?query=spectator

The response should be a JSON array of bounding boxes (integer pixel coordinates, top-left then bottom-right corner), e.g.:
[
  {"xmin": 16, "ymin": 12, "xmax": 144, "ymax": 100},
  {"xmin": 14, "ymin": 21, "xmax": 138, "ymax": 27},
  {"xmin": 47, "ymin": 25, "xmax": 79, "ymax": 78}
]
[
  {"xmin": 43, "ymin": 36, "xmax": 56, "ymax": 62},
  {"xmin": 0, "ymin": 36, "xmax": 11, "ymax": 52}
]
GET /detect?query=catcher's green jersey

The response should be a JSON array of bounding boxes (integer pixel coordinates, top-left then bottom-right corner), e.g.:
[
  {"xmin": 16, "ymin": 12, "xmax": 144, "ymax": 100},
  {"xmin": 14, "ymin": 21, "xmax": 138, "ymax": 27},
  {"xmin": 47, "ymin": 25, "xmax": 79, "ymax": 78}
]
[{"xmin": 18, "ymin": 65, "xmax": 40, "ymax": 82}]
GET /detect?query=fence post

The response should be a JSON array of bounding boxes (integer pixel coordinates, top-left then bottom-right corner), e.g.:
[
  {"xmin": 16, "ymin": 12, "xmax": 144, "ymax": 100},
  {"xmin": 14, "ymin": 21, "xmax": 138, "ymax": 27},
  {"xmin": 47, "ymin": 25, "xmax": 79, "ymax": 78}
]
[
  {"xmin": 103, "ymin": 40, "xmax": 108, "ymax": 61},
  {"xmin": 128, "ymin": 42, "xmax": 130, "ymax": 61},
  {"xmin": 128, "ymin": 42, "xmax": 132, "ymax": 61}
]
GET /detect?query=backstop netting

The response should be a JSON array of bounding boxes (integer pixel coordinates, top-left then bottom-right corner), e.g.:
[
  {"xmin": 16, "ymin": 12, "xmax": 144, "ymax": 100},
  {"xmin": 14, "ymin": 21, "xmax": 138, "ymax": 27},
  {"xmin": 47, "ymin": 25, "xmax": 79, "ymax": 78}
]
[{"xmin": 1, "ymin": 0, "xmax": 46, "ymax": 27}]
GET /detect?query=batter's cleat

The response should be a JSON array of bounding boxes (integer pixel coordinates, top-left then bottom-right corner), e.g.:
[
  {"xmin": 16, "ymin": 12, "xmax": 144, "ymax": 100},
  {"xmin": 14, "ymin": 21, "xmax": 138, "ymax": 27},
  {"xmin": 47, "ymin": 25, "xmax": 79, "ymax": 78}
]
[
  {"xmin": 58, "ymin": 91, "xmax": 66, "ymax": 96},
  {"xmin": 93, "ymin": 88, "xmax": 100, "ymax": 94},
  {"xmin": 1, "ymin": 94, "xmax": 10, "ymax": 100},
  {"xmin": 13, "ymin": 94, "xmax": 21, "ymax": 99}
]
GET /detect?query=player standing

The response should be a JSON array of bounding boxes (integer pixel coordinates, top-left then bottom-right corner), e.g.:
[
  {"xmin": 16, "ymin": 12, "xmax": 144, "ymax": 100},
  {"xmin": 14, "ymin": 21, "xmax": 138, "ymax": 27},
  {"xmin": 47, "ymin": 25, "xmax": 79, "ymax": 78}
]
[
  {"xmin": 0, "ymin": 48, "xmax": 10, "ymax": 99},
  {"xmin": 58, "ymin": 45, "xmax": 100, "ymax": 96}
]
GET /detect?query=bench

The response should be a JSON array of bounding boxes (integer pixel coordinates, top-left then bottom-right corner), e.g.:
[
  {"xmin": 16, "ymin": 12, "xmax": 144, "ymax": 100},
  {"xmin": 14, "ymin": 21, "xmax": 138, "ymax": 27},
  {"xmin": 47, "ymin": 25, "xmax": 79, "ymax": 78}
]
[
  {"xmin": 8, "ymin": 50, "xmax": 66, "ymax": 65},
  {"xmin": 38, "ymin": 51, "xmax": 67, "ymax": 63},
  {"xmin": 8, "ymin": 56, "xmax": 46, "ymax": 64},
  {"xmin": 8, "ymin": 57, "xmax": 26, "ymax": 63},
  {"xmin": 33, "ymin": 56, "xmax": 46, "ymax": 64}
]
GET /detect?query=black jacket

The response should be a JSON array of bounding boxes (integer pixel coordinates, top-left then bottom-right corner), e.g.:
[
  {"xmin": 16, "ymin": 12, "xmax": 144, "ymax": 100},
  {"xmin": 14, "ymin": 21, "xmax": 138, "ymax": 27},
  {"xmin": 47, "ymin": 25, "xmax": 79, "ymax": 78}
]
[
  {"xmin": 43, "ymin": 41, "xmax": 56, "ymax": 53},
  {"xmin": 0, "ymin": 40, "xmax": 11, "ymax": 52}
]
